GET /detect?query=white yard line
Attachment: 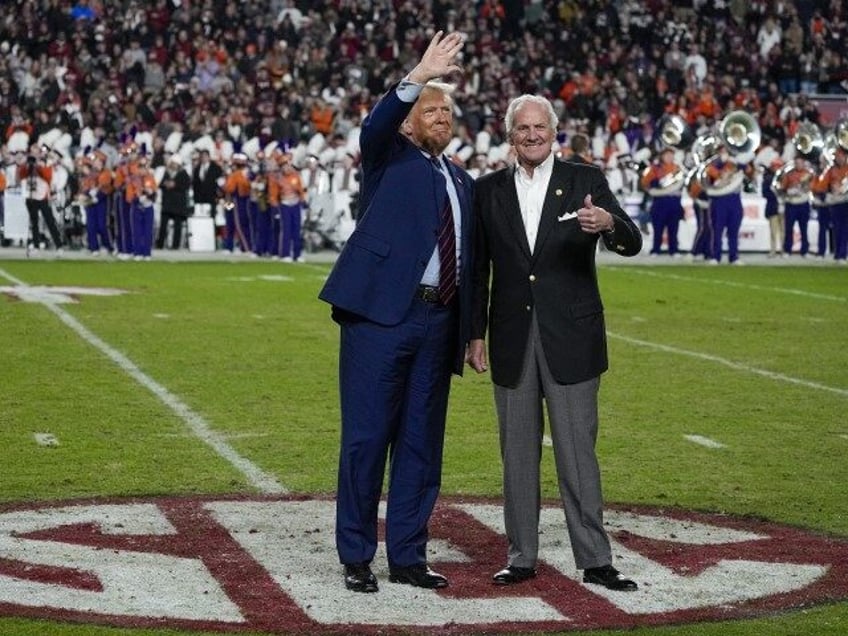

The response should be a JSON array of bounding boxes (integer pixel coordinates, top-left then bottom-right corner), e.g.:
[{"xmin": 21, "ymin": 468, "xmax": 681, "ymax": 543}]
[
  {"xmin": 605, "ymin": 267, "xmax": 847, "ymax": 303},
  {"xmin": 0, "ymin": 267, "xmax": 286, "ymax": 494},
  {"xmin": 683, "ymin": 434, "xmax": 726, "ymax": 449},
  {"xmin": 608, "ymin": 331, "xmax": 848, "ymax": 398}
]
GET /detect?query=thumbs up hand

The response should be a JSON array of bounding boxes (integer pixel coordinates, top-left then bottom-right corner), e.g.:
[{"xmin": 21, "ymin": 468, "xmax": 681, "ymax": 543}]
[{"xmin": 577, "ymin": 193, "xmax": 615, "ymax": 234}]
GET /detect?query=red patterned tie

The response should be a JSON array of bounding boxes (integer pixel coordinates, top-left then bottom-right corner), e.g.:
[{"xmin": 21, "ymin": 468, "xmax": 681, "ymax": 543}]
[{"xmin": 437, "ymin": 196, "xmax": 457, "ymax": 305}]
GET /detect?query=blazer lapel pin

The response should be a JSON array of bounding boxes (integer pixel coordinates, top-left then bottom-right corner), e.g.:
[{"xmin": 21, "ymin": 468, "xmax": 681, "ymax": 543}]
[{"xmin": 555, "ymin": 188, "xmax": 563, "ymax": 196}]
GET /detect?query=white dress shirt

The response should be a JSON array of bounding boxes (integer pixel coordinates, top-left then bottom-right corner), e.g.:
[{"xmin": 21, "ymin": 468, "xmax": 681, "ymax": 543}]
[{"xmin": 514, "ymin": 151, "xmax": 554, "ymax": 253}]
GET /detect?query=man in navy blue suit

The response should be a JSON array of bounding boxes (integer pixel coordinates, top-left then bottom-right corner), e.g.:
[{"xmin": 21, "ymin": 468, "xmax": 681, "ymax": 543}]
[{"xmin": 319, "ymin": 31, "xmax": 474, "ymax": 593}]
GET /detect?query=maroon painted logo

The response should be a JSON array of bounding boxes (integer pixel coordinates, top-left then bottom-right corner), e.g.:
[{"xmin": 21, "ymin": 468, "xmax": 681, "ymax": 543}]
[{"xmin": 0, "ymin": 495, "xmax": 845, "ymax": 633}]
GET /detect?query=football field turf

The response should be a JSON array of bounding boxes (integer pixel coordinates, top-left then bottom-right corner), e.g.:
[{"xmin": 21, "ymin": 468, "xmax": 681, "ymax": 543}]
[{"xmin": 0, "ymin": 252, "xmax": 846, "ymax": 635}]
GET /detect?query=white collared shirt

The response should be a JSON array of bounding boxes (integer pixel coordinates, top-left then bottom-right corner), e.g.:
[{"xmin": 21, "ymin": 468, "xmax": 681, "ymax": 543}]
[{"xmin": 514, "ymin": 151, "xmax": 554, "ymax": 253}]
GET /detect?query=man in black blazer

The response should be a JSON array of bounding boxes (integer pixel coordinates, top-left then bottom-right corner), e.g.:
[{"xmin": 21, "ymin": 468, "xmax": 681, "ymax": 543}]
[
  {"xmin": 468, "ymin": 94, "xmax": 642, "ymax": 591},
  {"xmin": 156, "ymin": 155, "xmax": 191, "ymax": 249},
  {"xmin": 192, "ymin": 148, "xmax": 223, "ymax": 221}
]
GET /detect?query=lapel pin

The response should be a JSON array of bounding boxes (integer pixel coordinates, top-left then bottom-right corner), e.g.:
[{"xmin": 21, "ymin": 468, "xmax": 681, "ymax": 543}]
[{"xmin": 555, "ymin": 189, "xmax": 563, "ymax": 196}]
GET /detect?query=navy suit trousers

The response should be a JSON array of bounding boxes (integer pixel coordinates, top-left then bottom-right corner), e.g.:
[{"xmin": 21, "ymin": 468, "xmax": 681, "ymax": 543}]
[{"xmin": 335, "ymin": 297, "xmax": 457, "ymax": 568}]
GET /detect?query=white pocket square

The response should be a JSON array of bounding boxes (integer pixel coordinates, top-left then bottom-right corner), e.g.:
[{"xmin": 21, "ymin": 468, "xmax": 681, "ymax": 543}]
[{"xmin": 557, "ymin": 211, "xmax": 578, "ymax": 222}]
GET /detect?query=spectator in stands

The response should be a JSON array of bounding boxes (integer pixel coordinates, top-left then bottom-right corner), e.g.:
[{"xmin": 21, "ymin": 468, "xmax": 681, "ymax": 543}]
[{"xmin": 2, "ymin": 0, "xmax": 848, "ymax": 258}]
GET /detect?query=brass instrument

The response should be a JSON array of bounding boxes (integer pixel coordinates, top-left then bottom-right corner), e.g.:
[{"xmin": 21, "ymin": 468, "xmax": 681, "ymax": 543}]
[
  {"xmin": 691, "ymin": 132, "xmax": 721, "ymax": 166},
  {"xmin": 835, "ymin": 117, "xmax": 848, "ymax": 153},
  {"xmin": 792, "ymin": 122, "xmax": 824, "ymax": 161},
  {"xmin": 657, "ymin": 114, "xmax": 695, "ymax": 150},
  {"xmin": 821, "ymin": 131, "xmax": 838, "ymax": 168},
  {"xmin": 700, "ymin": 111, "xmax": 760, "ymax": 195},
  {"xmin": 820, "ymin": 118, "xmax": 848, "ymax": 204},
  {"xmin": 784, "ymin": 171, "xmax": 813, "ymax": 204},
  {"xmin": 771, "ymin": 126, "xmax": 820, "ymax": 202},
  {"xmin": 686, "ymin": 133, "xmax": 719, "ymax": 199},
  {"xmin": 770, "ymin": 162, "xmax": 791, "ymax": 200},
  {"xmin": 644, "ymin": 115, "xmax": 693, "ymax": 195},
  {"xmin": 718, "ymin": 110, "xmax": 760, "ymax": 164},
  {"xmin": 658, "ymin": 169, "xmax": 685, "ymax": 190}
]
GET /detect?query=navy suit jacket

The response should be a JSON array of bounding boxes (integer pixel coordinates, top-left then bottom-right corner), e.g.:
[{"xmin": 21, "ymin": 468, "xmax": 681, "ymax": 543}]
[{"xmin": 319, "ymin": 84, "xmax": 475, "ymax": 374}]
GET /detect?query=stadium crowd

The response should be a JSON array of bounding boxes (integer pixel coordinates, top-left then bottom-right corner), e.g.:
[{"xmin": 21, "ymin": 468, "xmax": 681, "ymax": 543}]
[{"xmin": 1, "ymin": 0, "xmax": 847, "ymax": 260}]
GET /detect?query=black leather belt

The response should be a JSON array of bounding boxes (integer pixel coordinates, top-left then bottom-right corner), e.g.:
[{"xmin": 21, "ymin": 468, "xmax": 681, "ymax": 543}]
[{"xmin": 416, "ymin": 284, "xmax": 441, "ymax": 304}]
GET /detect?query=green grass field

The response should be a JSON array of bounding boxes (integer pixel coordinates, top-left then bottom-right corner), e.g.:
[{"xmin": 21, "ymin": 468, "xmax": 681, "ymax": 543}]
[{"xmin": 0, "ymin": 255, "xmax": 846, "ymax": 636}]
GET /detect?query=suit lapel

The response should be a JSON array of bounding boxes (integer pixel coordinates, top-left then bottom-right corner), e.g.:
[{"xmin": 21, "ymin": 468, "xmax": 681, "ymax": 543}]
[
  {"xmin": 533, "ymin": 160, "xmax": 574, "ymax": 258},
  {"xmin": 494, "ymin": 168, "xmax": 533, "ymax": 261}
]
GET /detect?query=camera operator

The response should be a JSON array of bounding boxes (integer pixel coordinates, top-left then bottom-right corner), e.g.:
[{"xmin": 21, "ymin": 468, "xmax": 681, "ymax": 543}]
[{"xmin": 17, "ymin": 144, "xmax": 64, "ymax": 253}]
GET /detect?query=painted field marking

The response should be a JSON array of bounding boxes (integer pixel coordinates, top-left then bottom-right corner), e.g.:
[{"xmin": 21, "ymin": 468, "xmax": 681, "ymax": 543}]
[
  {"xmin": 0, "ymin": 267, "xmax": 285, "ymax": 495},
  {"xmin": 604, "ymin": 267, "xmax": 847, "ymax": 303},
  {"xmin": 33, "ymin": 433, "xmax": 59, "ymax": 447},
  {"xmin": 684, "ymin": 434, "xmax": 726, "ymax": 449},
  {"xmin": 156, "ymin": 432, "xmax": 272, "ymax": 440},
  {"xmin": 608, "ymin": 331, "xmax": 848, "ymax": 398}
]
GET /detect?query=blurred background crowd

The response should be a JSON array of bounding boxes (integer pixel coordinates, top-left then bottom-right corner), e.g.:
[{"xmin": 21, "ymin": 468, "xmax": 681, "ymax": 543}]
[{"xmin": 0, "ymin": 0, "xmax": 847, "ymax": 257}]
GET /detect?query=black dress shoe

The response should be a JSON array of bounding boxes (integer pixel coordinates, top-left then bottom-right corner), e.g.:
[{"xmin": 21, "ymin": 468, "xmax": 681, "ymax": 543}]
[
  {"xmin": 344, "ymin": 563, "xmax": 378, "ymax": 593},
  {"xmin": 492, "ymin": 565, "xmax": 537, "ymax": 585},
  {"xmin": 388, "ymin": 564, "xmax": 448, "ymax": 589},
  {"xmin": 583, "ymin": 565, "xmax": 637, "ymax": 591}
]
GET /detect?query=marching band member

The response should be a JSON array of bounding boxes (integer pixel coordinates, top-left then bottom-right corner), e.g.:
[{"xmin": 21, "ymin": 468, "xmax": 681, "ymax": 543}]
[
  {"xmin": 640, "ymin": 147, "xmax": 684, "ymax": 256},
  {"xmin": 250, "ymin": 151, "xmax": 273, "ymax": 257},
  {"xmin": 776, "ymin": 155, "xmax": 814, "ymax": 257},
  {"xmin": 277, "ymin": 153, "xmax": 307, "ymax": 262},
  {"xmin": 704, "ymin": 146, "xmax": 754, "ymax": 264},
  {"xmin": 268, "ymin": 149, "xmax": 306, "ymax": 263},
  {"xmin": 112, "ymin": 140, "xmax": 138, "ymax": 258},
  {"xmin": 222, "ymin": 152, "xmax": 253, "ymax": 253},
  {"xmin": 810, "ymin": 156, "xmax": 832, "ymax": 258},
  {"xmin": 18, "ymin": 144, "xmax": 64, "ymax": 253},
  {"xmin": 687, "ymin": 166, "xmax": 713, "ymax": 261},
  {"xmin": 126, "ymin": 147, "xmax": 157, "ymax": 260},
  {"xmin": 83, "ymin": 150, "xmax": 114, "ymax": 255},
  {"xmin": 812, "ymin": 146, "xmax": 848, "ymax": 263}
]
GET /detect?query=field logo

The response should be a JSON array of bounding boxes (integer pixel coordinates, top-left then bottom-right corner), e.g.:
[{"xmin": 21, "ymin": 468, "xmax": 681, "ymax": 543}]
[
  {"xmin": 1, "ymin": 285, "xmax": 127, "ymax": 304},
  {"xmin": 1, "ymin": 495, "xmax": 846, "ymax": 633}
]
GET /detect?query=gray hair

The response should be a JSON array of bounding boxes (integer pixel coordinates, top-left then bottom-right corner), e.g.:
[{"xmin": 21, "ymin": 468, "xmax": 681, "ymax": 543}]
[{"xmin": 504, "ymin": 94, "xmax": 558, "ymax": 137}]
